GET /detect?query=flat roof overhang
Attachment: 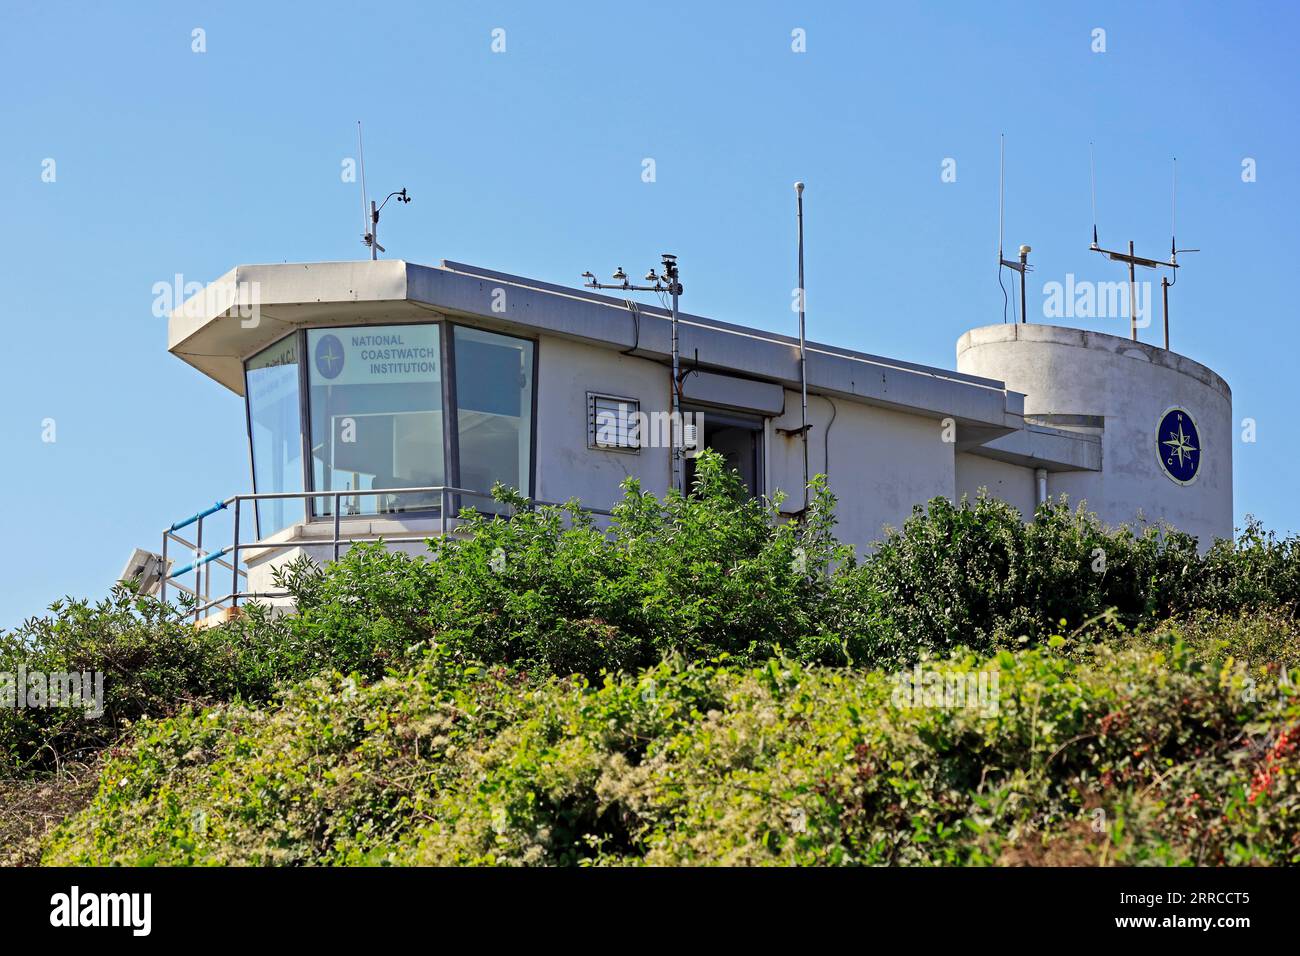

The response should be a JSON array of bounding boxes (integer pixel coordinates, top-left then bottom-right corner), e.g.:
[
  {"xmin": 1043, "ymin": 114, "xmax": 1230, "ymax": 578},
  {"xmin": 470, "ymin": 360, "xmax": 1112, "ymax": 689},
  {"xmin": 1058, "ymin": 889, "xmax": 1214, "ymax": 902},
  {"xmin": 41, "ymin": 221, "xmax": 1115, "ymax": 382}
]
[{"xmin": 169, "ymin": 259, "xmax": 1100, "ymax": 472}]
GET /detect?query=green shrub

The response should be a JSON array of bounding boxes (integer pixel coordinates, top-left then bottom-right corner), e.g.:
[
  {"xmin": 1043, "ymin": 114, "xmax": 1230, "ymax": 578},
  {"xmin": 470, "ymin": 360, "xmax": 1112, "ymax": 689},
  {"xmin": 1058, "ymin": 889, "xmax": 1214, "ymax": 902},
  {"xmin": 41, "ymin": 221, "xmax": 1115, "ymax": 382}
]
[
  {"xmin": 1193, "ymin": 519, "xmax": 1300, "ymax": 615},
  {"xmin": 6, "ymin": 451, "xmax": 1299, "ymax": 791},
  {"xmin": 278, "ymin": 452, "xmax": 852, "ymax": 676},
  {"xmin": 277, "ymin": 471, "xmax": 1299, "ymax": 676},
  {"xmin": 0, "ymin": 591, "xmax": 295, "ymax": 775},
  {"xmin": 837, "ymin": 494, "xmax": 1206, "ymax": 665},
  {"xmin": 44, "ymin": 637, "xmax": 1300, "ymax": 866}
]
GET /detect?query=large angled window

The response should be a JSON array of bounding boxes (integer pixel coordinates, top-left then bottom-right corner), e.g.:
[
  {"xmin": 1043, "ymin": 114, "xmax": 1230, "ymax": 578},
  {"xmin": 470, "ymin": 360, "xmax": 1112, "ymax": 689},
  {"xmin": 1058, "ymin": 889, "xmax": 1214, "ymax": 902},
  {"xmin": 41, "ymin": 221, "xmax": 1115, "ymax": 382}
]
[
  {"xmin": 306, "ymin": 324, "xmax": 445, "ymax": 516},
  {"xmin": 245, "ymin": 337, "xmax": 304, "ymax": 534},
  {"xmin": 246, "ymin": 321, "xmax": 536, "ymax": 526},
  {"xmin": 454, "ymin": 326, "xmax": 534, "ymax": 501}
]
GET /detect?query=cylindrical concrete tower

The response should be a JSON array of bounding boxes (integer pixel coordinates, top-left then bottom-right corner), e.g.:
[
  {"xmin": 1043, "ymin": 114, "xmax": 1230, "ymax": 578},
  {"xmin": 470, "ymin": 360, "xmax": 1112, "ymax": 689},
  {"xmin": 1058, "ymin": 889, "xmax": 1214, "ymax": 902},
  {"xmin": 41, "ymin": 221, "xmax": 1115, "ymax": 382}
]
[{"xmin": 956, "ymin": 324, "xmax": 1232, "ymax": 545}]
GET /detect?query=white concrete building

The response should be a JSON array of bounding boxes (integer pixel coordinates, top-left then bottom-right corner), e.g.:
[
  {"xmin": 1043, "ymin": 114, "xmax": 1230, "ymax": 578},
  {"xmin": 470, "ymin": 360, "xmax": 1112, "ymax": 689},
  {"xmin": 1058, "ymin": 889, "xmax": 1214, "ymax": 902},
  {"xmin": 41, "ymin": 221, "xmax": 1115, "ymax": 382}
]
[{"xmin": 162, "ymin": 259, "xmax": 1231, "ymax": 611}]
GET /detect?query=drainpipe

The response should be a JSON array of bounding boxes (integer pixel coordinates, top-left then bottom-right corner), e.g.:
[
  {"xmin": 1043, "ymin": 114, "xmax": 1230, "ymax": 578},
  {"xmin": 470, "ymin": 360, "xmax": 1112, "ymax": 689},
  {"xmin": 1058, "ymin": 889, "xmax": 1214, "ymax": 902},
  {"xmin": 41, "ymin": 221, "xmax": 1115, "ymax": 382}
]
[{"xmin": 1035, "ymin": 467, "xmax": 1048, "ymax": 508}]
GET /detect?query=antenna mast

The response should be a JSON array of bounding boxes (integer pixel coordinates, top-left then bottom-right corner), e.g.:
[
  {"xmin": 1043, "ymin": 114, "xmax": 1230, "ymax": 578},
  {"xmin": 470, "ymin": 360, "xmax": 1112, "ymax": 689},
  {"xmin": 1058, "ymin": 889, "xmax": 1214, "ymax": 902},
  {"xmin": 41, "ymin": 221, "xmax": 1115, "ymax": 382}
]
[
  {"xmin": 1090, "ymin": 141, "xmax": 1099, "ymax": 249},
  {"xmin": 1089, "ymin": 149, "xmax": 1196, "ymax": 347},
  {"xmin": 998, "ymin": 135, "xmax": 1033, "ymax": 325},
  {"xmin": 356, "ymin": 122, "xmax": 412, "ymax": 260},
  {"xmin": 357, "ymin": 122, "xmax": 370, "ymax": 250}
]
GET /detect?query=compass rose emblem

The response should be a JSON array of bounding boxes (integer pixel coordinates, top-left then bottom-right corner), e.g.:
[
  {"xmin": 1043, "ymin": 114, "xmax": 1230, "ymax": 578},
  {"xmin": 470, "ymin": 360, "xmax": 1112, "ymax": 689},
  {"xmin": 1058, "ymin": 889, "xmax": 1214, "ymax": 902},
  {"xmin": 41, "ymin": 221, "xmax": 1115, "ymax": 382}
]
[
  {"xmin": 1156, "ymin": 406, "xmax": 1201, "ymax": 485},
  {"xmin": 314, "ymin": 333, "xmax": 345, "ymax": 380}
]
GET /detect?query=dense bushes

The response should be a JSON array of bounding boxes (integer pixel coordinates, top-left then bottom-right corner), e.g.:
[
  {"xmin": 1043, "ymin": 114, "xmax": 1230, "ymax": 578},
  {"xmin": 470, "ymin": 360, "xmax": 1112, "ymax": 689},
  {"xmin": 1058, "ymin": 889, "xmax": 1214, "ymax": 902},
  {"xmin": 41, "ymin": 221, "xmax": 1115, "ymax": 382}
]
[
  {"xmin": 43, "ymin": 638, "xmax": 1300, "ymax": 866},
  {"xmin": 834, "ymin": 496, "xmax": 1207, "ymax": 665},
  {"xmin": 3, "ymin": 451, "xmax": 1298, "ymax": 780},
  {"xmin": 278, "ymin": 452, "xmax": 1297, "ymax": 674},
  {"xmin": 0, "ymin": 594, "xmax": 296, "ymax": 776},
  {"xmin": 11, "ymin": 451, "xmax": 1300, "ymax": 864},
  {"xmin": 275, "ymin": 457, "xmax": 847, "ymax": 676}
]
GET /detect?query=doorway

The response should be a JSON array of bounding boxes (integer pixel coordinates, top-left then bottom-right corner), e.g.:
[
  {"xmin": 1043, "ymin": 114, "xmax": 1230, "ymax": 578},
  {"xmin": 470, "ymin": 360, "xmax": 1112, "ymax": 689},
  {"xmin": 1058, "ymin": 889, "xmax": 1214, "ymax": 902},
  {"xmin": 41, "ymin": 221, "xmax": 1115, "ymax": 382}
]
[{"xmin": 683, "ymin": 406, "xmax": 764, "ymax": 497}]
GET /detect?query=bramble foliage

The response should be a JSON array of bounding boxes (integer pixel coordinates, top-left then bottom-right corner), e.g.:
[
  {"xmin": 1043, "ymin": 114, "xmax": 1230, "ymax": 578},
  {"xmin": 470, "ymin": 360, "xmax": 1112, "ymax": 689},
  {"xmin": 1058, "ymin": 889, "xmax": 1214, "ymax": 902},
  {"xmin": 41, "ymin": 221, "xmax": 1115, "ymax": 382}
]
[
  {"xmin": 1194, "ymin": 520, "xmax": 1300, "ymax": 616},
  {"xmin": 43, "ymin": 638, "xmax": 1300, "ymax": 866}
]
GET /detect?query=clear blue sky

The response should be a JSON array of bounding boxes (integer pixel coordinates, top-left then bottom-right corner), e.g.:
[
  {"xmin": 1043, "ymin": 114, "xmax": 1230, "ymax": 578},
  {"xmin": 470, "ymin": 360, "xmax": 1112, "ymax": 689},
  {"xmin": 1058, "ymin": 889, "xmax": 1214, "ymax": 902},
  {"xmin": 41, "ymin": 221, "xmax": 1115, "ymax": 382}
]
[{"xmin": 2, "ymin": 1, "xmax": 1296, "ymax": 628}]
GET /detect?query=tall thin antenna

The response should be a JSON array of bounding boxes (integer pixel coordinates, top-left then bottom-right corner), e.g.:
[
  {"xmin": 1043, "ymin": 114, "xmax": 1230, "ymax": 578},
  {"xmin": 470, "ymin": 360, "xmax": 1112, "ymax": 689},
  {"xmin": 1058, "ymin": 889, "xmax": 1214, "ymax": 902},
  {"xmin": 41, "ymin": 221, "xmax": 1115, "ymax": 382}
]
[
  {"xmin": 357, "ymin": 121, "xmax": 370, "ymax": 243},
  {"xmin": 1171, "ymin": 156, "xmax": 1177, "ymax": 258},
  {"xmin": 997, "ymin": 134, "xmax": 1008, "ymax": 323},
  {"xmin": 1089, "ymin": 141, "xmax": 1098, "ymax": 249},
  {"xmin": 795, "ymin": 181, "xmax": 809, "ymax": 512},
  {"xmin": 997, "ymin": 135, "xmax": 1032, "ymax": 325},
  {"xmin": 998, "ymin": 134, "xmax": 1006, "ymax": 260}
]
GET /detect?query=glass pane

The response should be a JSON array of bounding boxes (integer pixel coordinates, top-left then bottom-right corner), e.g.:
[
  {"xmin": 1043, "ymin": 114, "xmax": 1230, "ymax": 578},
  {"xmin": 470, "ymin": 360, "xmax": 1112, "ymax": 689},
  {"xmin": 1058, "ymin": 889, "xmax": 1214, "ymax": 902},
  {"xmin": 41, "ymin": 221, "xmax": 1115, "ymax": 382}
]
[
  {"xmin": 307, "ymin": 325, "xmax": 445, "ymax": 516},
  {"xmin": 245, "ymin": 336, "xmax": 304, "ymax": 534},
  {"xmin": 454, "ymin": 327, "xmax": 534, "ymax": 509}
]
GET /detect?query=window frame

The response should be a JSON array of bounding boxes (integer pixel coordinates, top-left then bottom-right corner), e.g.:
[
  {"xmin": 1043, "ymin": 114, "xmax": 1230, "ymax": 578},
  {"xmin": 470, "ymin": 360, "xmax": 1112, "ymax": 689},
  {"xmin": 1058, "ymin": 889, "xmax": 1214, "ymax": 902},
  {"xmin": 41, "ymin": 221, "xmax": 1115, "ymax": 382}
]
[
  {"xmin": 243, "ymin": 329, "xmax": 305, "ymax": 540},
  {"xmin": 446, "ymin": 320, "xmax": 539, "ymax": 508},
  {"xmin": 587, "ymin": 392, "xmax": 643, "ymax": 453},
  {"xmin": 243, "ymin": 320, "xmax": 539, "ymax": 526}
]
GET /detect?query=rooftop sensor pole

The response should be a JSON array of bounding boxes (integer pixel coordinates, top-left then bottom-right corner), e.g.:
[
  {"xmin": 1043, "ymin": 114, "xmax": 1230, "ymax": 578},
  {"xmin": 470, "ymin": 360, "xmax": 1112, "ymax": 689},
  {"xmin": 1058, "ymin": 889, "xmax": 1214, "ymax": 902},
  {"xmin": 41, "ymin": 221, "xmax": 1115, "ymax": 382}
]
[
  {"xmin": 367, "ymin": 190, "xmax": 412, "ymax": 260},
  {"xmin": 356, "ymin": 122, "xmax": 411, "ymax": 259},
  {"xmin": 582, "ymin": 255, "xmax": 686, "ymax": 494},
  {"xmin": 795, "ymin": 181, "xmax": 809, "ymax": 510}
]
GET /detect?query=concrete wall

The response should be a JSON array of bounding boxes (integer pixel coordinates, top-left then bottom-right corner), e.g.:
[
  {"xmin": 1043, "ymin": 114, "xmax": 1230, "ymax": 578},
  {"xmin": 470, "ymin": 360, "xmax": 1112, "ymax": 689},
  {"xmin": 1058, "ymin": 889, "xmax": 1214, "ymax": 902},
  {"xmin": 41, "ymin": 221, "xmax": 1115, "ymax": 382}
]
[
  {"xmin": 769, "ymin": 389, "xmax": 955, "ymax": 551},
  {"xmin": 534, "ymin": 335, "xmax": 672, "ymax": 509},
  {"xmin": 956, "ymin": 324, "xmax": 1233, "ymax": 545},
  {"xmin": 955, "ymin": 452, "xmax": 1037, "ymax": 517},
  {"xmin": 238, "ymin": 319, "xmax": 1233, "ymax": 609},
  {"xmin": 532, "ymin": 335, "xmax": 959, "ymax": 553}
]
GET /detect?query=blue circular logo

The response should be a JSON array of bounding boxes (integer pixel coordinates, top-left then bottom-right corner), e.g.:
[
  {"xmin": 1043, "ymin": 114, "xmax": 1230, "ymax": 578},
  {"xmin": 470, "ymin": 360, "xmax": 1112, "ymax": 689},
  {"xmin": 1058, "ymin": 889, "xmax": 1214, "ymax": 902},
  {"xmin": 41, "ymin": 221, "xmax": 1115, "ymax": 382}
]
[
  {"xmin": 314, "ymin": 333, "xmax": 345, "ymax": 380},
  {"xmin": 1157, "ymin": 406, "xmax": 1201, "ymax": 485}
]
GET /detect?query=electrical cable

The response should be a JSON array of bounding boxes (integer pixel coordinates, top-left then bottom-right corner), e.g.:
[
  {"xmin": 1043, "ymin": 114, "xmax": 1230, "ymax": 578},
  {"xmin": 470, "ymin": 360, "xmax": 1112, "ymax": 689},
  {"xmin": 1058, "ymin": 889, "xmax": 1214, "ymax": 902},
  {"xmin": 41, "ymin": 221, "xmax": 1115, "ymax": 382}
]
[
  {"xmin": 619, "ymin": 299, "xmax": 641, "ymax": 355},
  {"xmin": 821, "ymin": 395, "xmax": 837, "ymax": 479},
  {"xmin": 999, "ymin": 262, "xmax": 1009, "ymax": 324}
]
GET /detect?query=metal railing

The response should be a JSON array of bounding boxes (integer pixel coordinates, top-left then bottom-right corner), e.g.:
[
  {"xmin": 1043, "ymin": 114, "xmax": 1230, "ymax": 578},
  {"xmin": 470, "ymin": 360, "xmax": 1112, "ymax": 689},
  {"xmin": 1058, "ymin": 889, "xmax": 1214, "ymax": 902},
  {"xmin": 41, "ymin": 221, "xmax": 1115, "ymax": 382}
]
[{"xmin": 161, "ymin": 485, "xmax": 609, "ymax": 624}]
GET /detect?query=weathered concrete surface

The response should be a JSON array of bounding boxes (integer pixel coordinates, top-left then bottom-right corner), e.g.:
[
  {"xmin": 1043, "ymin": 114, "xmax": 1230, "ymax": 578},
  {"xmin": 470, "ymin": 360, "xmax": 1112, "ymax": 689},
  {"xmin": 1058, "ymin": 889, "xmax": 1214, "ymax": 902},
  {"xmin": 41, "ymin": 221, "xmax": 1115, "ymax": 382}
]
[{"xmin": 957, "ymin": 324, "xmax": 1232, "ymax": 545}]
